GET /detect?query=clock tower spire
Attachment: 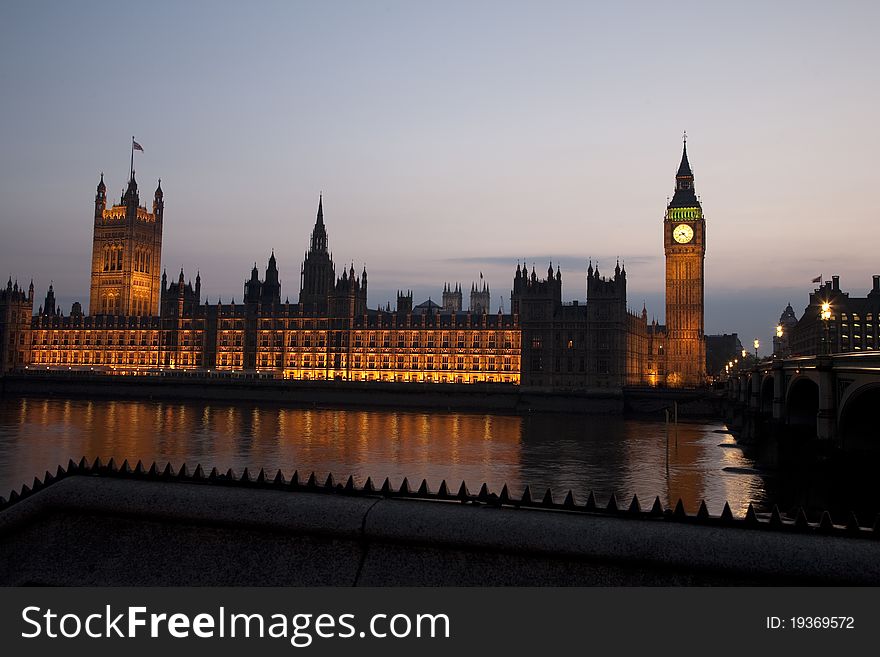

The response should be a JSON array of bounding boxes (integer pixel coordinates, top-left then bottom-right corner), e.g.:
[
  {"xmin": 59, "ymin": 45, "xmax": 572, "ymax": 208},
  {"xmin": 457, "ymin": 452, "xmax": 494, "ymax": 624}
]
[{"xmin": 663, "ymin": 133, "xmax": 706, "ymax": 387}]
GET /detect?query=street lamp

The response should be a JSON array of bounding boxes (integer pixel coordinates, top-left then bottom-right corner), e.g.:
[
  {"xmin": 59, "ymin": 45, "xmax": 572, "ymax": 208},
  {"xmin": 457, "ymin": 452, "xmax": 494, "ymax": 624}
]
[
  {"xmin": 776, "ymin": 324, "xmax": 783, "ymax": 338},
  {"xmin": 820, "ymin": 301, "xmax": 832, "ymax": 354},
  {"xmin": 753, "ymin": 338, "xmax": 760, "ymax": 363}
]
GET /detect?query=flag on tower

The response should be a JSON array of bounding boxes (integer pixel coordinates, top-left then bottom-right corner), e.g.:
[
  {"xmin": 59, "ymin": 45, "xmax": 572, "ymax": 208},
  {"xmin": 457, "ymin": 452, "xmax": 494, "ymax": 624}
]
[
  {"xmin": 811, "ymin": 275, "xmax": 822, "ymax": 283},
  {"xmin": 132, "ymin": 140, "xmax": 144, "ymax": 152}
]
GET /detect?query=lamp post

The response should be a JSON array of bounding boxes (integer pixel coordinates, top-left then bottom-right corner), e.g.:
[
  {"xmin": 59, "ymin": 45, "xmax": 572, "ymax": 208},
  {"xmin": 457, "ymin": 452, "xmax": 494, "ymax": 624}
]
[
  {"xmin": 775, "ymin": 324, "xmax": 783, "ymax": 357},
  {"xmin": 820, "ymin": 301, "xmax": 832, "ymax": 355},
  {"xmin": 753, "ymin": 338, "xmax": 760, "ymax": 363}
]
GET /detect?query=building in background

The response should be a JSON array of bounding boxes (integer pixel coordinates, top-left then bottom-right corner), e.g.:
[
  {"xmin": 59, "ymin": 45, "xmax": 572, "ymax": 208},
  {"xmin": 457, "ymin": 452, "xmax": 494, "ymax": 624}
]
[
  {"xmin": 788, "ymin": 276, "xmax": 880, "ymax": 356},
  {"xmin": 705, "ymin": 333, "xmax": 744, "ymax": 379},
  {"xmin": 0, "ymin": 279, "xmax": 34, "ymax": 373},
  {"xmin": 772, "ymin": 303, "xmax": 798, "ymax": 357},
  {"xmin": 8, "ymin": 140, "xmax": 715, "ymax": 388}
]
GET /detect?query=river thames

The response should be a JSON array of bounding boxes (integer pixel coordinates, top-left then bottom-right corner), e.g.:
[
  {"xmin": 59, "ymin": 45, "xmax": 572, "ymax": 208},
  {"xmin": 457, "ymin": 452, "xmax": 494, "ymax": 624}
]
[{"xmin": 0, "ymin": 395, "xmax": 871, "ymax": 518}]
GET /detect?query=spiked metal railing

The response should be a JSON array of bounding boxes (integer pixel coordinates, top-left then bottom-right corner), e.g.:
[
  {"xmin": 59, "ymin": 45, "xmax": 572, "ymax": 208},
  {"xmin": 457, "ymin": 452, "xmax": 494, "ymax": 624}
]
[{"xmin": 2, "ymin": 456, "xmax": 878, "ymax": 539}]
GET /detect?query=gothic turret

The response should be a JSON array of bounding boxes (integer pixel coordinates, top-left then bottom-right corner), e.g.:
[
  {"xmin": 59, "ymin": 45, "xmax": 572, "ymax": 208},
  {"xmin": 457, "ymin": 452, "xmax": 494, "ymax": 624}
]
[
  {"xmin": 43, "ymin": 283, "xmax": 57, "ymax": 317},
  {"xmin": 244, "ymin": 262, "xmax": 262, "ymax": 304},
  {"xmin": 95, "ymin": 173, "xmax": 106, "ymax": 220},
  {"xmin": 260, "ymin": 251, "xmax": 281, "ymax": 305},
  {"xmin": 122, "ymin": 169, "xmax": 139, "ymax": 208},
  {"xmin": 153, "ymin": 179, "xmax": 164, "ymax": 219}
]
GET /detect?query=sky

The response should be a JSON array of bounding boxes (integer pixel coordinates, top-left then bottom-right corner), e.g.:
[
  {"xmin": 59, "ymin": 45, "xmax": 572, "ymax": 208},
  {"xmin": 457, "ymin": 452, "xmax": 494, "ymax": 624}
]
[{"xmin": 1, "ymin": 1, "xmax": 878, "ymax": 355}]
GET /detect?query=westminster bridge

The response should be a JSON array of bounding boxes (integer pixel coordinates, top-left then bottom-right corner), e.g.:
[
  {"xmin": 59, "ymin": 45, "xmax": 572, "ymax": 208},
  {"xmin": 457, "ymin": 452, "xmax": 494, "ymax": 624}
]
[{"xmin": 726, "ymin": 352, "xmax": 880, "ymax": 452}]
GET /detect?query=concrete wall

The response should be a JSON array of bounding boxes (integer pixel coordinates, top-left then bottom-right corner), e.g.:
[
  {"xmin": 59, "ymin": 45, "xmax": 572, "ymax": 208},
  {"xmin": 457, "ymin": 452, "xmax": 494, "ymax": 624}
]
[{"xmin": 3, "ymin": 476, "xmax": 879, "ymax": 586}]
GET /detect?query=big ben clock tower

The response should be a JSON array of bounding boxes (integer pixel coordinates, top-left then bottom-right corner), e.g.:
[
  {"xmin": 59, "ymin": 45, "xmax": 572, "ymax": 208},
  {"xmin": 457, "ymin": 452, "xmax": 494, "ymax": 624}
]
[{"xmin": 664, "ymin": 134, "xmax": 706, "ymax": 387}]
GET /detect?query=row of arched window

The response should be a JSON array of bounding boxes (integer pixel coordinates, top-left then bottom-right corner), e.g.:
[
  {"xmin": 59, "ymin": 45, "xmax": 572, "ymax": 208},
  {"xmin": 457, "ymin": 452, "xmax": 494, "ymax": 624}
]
[{"xmin": 101, "ymin": 245, "xmax": 153, "ymax": 273}]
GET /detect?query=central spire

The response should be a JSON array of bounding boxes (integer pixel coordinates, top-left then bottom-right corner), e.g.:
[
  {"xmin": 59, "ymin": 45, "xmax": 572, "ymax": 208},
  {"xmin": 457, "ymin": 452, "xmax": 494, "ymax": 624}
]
[
  {"xmin": 676, "ymin": 132, "xmax": 693, "ymax": 178},
  {"xmin": 309, "ymin": 193, "xmax": 328, "ymax": 253}
]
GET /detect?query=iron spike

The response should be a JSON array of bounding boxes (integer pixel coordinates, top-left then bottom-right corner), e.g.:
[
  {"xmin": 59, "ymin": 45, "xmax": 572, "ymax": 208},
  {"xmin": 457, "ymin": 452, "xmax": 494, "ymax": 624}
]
[
  {"xmin": 193, "ymin": 464, "xmax": 205, "ymax": 480},
  {"xmin": 846, "ymin": 512, "xmax": 861, "ymax": 534},
  {"xmin": 769, "ymin": 505, "xmax": 783, "ymax": 527},
  {"xmin": 106, "ymin": 457, "xmax": 117, "ymax": 473},
  {"xmin": 306, "ymin": 472, "xmax": 318, "ymax": 489},
  {"xmin": 720, "ymin": 502, "xmax": 734, "ymax": 524},
  {"xmin": 818, "ymin": 511, "xmax": 834, "ymax": 533},
  {"xmin": 697, "ymin": 501, "xmax": 710, "ymax": 523},
  {"xmin": 399, "ymin": 477, "xmax": 412, "ymax": 495},
  {"xmin": 794, "ymin": 508, "xmax": 809, "ymax": 531},
  {"xmin": 499, "ymin": 484, "xmax": 511, "ymax": 504},
  {"xmin": 520, "ymin": 485, "xmax": 532, "ymax": 505},
  {"xmin": 563, "ymin": 490, "xmax": 576, "ymax": 508},
  {"xmin": 542, "ymin": 488, "xmax": 554, "ymax": 506},
  {"xmin": 437, "ymin": 480, "xmax": 450, "ymax": 498},
  {"xmin": 744, "ymin": 503, "xmax": 759, "ymax": 526},
  {"xmin": 456, "ymin": 481, "xmax": 469, "ymax": 501},
  {"xmin": 162, "ymin": 463, "xmax": 175, "ymax": 479},
  {"xmin": 273, "ymin": 470, "xmax": 286, "ymax": 486},
  {"xmin": 628, "ymin": 495, "xmax": 641, "ymax": 514},
  {"xmin": 257, "ymin": 469, "xmax": 268, "ymax": 485},
  {"xmin": 240, "ymin": 468, "xmax": 252, "ymax": 483},
  {"xmin": 324, "ymin": 473, "xmax": 335, "ymax": 489},
  {"xmin": 362, "ymin": 476, "xmax": 375, "ymax": 493},
  {"xmin": 585, "ymin": 491, "xmax": 597, "ymax": 511},
  {"xmin": 417, "ymin": 479, "xmax": 429, "ymax": 496},
  {"xmin": 673, "ymin": 499, "xmax": 686, "ymax": 520},
  {"xmin": 650, "ymin": 496, "xmax": 664, "ymax": 516},
  {"xmin": 606, "ymin": 493, "xmax": 619, "ymax": 513},
  {"xmin": 381, "ymin": 478, "xmax": 393, "ymax": 495},
  {"xmin": 344, "ymin": 475, "xmax": 355, "ymax": 492}
]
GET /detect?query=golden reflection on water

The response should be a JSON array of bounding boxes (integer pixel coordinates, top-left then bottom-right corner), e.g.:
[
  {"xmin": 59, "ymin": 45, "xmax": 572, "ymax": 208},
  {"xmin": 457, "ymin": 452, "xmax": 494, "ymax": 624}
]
[{"xmin": 0, "ymin": 396, "xmax": 768, "ymax": 513}]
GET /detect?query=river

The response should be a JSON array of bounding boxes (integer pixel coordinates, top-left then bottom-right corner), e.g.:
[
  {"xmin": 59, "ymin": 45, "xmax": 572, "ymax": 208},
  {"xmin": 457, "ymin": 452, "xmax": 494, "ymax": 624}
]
[{"xmin": 0, "ymin": 395, "xmax": 873, "ymax": 520}]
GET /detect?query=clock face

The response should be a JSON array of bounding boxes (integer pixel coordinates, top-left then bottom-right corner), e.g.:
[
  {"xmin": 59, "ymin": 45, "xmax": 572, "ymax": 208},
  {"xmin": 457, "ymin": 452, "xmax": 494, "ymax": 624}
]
[{"xmin": 673, "ymin": 223, "xmax": 694, "ymax": 244}]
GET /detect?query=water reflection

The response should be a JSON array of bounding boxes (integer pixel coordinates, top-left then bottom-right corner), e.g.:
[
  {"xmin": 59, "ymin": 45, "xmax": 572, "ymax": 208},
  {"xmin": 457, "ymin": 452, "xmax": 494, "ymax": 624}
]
[{"xmin": 0, "ymin": 396, "xmax": 769, "ymax": 514}]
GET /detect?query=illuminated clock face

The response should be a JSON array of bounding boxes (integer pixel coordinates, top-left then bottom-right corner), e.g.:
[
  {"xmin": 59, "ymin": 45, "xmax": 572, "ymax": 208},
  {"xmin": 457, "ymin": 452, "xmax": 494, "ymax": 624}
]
[{"xmin": 673, "ymin": 223, "xmax": 694, "ymax": 244}]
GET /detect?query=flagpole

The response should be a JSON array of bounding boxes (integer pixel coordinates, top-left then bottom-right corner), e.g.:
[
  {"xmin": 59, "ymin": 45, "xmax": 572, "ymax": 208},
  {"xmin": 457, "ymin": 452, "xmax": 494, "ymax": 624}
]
[{"xmin": 130, "ymin": 136, "xmax": 135, "ymax": 181}]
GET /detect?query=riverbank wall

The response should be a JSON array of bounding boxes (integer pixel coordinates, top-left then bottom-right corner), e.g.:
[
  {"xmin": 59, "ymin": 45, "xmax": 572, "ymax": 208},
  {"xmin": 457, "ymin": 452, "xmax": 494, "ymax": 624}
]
[
  {"xmin": 3, "ymin": 467, "xmax": 878, "ymax": 585},
  {"xmin": 0, "ymin": 372, "xmax": 723, "ymax": 417}
]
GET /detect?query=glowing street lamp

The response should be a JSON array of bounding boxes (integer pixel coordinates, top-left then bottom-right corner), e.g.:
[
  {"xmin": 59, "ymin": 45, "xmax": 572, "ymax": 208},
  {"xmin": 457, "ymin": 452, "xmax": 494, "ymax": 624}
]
[
  {"xmin": 753, "ymin": 338, "xmax": 760, "ymax": 362},
  {"xmin": 820, "ymin": 301, "xmax": 832, "ymax": 354}
]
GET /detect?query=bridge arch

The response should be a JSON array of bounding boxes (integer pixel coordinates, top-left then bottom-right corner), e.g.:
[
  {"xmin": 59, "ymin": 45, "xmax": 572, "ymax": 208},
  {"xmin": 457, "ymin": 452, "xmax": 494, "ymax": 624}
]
[
  {"xmin": 785, "ymin": 376, "xmax": 819, "ymax": 440},
  {"xmin": 760, "ymin": 375, "xmax": 774, "ymax": 414},
  {"xmin": 838, "ymin": 383, "xmax": 880, "ymax": 454}
]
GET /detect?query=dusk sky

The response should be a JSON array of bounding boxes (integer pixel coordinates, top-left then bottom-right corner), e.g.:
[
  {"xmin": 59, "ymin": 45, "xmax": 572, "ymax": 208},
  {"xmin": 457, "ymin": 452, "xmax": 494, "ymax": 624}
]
[{"xmin": 1, "ymin": 1, "xmax": 878, "ymax": 354}]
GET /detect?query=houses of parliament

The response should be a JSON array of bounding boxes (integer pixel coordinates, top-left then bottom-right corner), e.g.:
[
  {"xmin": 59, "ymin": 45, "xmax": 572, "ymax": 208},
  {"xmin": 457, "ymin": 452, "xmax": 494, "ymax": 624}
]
[{"xmin": 0, "ymin": 142, "xmax": 708, "ymax": 389}]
